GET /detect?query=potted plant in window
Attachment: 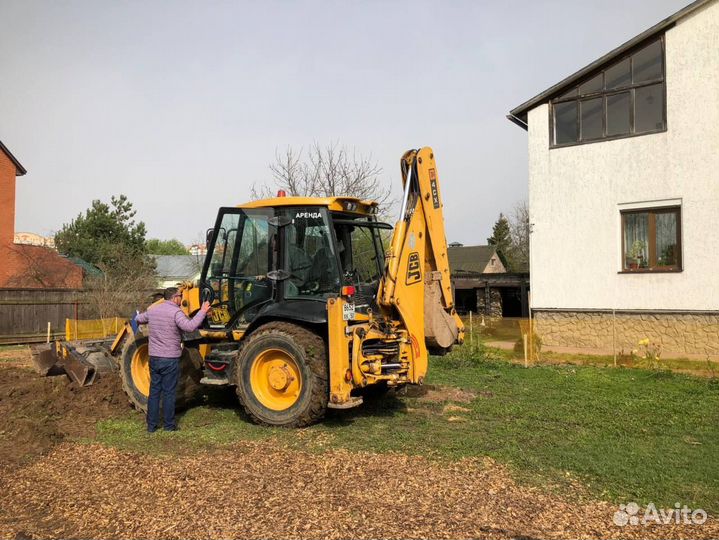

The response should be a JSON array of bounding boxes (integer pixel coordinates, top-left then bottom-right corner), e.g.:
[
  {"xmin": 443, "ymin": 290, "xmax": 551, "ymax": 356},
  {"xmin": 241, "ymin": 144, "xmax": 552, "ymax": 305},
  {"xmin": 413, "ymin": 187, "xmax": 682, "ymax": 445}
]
[
  {"xmin": 659, "ymin": 244, "xmax": 675, "ymax": 267},
  {"xmin": 626, "ymin": 240, "xmax": 646, "ymax": 270}
]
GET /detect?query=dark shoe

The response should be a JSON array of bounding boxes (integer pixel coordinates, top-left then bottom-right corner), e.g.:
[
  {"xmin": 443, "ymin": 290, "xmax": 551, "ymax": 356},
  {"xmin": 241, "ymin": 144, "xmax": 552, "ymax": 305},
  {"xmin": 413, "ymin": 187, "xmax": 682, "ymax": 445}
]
[
  {"xmin": 147, "ymin": 427, "xmax": 157, "ymax": 433},
  {"xmin": 164, "ymin": 426, "xmax": 179, "ymax": 432}
]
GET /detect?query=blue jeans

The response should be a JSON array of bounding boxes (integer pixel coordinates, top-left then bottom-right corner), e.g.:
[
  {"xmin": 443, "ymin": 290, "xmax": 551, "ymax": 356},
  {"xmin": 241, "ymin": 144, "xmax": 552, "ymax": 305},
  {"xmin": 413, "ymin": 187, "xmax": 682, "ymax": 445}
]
[{"xmin": 147, "ymin": 356, "xmax": 180, "ymax": 431}]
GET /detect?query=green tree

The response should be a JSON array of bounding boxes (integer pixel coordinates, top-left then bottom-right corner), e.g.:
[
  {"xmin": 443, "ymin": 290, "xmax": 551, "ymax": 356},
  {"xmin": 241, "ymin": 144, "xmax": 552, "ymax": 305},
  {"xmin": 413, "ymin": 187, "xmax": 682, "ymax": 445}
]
[
  {"xmin": 55, "ymin": 194, "xmax": 147, "ymax": 266},
  {"xmin": 487, "ymin": 213, "xmax": 512, "ymax": 269},
  {"xmin": 146, "ymin": 238, "xmax": 190, "ymax": 255},
  {"xmin": 55, "ymin": 195, "xmax": 155, "ymax": 317}
]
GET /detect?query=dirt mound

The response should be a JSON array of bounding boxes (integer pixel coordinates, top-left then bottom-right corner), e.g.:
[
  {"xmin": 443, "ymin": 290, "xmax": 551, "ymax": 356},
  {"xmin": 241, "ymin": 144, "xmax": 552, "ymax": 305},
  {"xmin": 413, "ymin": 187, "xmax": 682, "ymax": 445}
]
[
  {"xmin": 0, "ymin": 365, "xmax": 130, "ymax": 468},
  {"xmin": 405, "ymin": 383, "xmax": 477, "ymax": 403}
]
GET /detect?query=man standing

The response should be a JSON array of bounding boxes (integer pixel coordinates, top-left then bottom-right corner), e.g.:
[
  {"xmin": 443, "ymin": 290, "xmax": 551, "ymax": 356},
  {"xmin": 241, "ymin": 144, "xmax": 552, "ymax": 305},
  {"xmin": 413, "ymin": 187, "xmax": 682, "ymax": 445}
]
[{"xmin": 135, "ymin": 287, "xmax": 211, "ymax": 432}]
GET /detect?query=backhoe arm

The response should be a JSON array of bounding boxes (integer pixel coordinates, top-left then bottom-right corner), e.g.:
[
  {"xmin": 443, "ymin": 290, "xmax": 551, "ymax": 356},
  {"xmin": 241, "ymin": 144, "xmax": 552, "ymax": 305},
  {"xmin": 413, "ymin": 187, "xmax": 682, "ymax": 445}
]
[{"xmin": 379, "ymin": 147, "xmax": 464, "ymax": 358}]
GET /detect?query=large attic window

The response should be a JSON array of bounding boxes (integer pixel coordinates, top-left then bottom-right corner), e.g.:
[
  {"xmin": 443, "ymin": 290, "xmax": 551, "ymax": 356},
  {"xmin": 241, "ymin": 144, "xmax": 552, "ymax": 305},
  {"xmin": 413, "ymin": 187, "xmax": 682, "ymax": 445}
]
[{"xmin": 550, "ymin": 37, "xmax": 666, "ymax": 147}]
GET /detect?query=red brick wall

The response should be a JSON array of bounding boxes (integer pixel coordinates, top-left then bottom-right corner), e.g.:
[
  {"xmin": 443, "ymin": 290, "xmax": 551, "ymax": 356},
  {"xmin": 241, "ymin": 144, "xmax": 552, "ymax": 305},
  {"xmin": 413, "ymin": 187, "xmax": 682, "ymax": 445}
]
[
  {"xmin": 0, "ymin": 147, "xmax": 83, "ymax": 289},
  {"xmin": 0, "ymin": 150, "xmax": 16, "ymax": 245}
]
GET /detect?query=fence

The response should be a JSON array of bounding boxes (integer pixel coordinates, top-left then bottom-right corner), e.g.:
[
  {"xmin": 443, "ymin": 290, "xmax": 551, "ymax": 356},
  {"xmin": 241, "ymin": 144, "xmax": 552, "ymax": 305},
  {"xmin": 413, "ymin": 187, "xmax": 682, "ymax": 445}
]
[
  {"xmin": 0, "ymin": 288, "xmax": 91, "ymax": 344},
  {"xmin": 65, "ymin": 317, "xmax": 125, "ymax": 341}
]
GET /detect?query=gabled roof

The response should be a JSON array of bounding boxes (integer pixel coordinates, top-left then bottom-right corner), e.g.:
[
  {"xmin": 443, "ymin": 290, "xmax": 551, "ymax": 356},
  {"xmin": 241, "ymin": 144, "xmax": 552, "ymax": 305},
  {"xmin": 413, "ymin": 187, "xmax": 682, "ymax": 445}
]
[
  {"xmin": 448, "ymin": 245, "xmax": 499, "ymax": 274},
  {"xmin": 151, "ymin": 255, "xmax": 201, "ymax": 279},
  {"xmin": 508, "ymin": 0, "xmax": 713, "ymax": 128},
  {"xmin": 0, "ymin": 140, "xmax": 27, "ymax": 176}
]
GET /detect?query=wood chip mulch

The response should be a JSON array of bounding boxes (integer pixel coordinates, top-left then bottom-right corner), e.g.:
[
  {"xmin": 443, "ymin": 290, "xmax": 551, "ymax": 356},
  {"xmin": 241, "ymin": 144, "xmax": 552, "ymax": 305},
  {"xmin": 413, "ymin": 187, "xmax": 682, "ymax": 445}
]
[{"xmin": 0, "ymin": 441, "xmax": 716, "ymax": 540}]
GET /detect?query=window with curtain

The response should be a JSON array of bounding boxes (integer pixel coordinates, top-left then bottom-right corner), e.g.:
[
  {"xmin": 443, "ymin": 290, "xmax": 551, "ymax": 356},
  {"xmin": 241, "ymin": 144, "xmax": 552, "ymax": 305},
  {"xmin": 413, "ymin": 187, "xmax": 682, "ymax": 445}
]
[
  {"xmin": 621, "ymin": 206, "xmax": 681, "ymax": 272},
  {"xmin": 551, "ymin": 37, "xmax": 666, "ymax": 147}
]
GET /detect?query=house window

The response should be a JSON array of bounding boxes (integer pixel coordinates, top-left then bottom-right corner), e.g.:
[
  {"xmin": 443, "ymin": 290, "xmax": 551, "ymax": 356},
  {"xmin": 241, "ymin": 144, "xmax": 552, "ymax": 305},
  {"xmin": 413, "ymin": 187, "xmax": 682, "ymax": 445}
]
[
  {"xmin": 621, "ymin": 206, "xmax": 681, "ymax": 272},
  {"xmin": 550, "ymin": 37, "xmax": 666, "ymax": 147}
]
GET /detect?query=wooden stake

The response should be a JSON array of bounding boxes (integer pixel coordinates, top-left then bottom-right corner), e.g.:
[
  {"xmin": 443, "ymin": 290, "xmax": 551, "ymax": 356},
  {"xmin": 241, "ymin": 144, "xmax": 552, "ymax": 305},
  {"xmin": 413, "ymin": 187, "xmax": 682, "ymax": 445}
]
[
  {"xmin": 469, "ymin": 311, "xmax": 474, "ymax": 351},
  {"xmin": 523, "ymin": 333, "xmax": 528, "ymax": 368},
  {"xmin": 46, "ymin": 322, "xmax": 51, "ymax": 343}
]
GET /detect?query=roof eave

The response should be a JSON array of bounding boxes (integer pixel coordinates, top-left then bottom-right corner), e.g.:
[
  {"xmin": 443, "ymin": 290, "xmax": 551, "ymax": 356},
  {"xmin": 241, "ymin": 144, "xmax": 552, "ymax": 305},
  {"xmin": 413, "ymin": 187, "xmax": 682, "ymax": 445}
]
[
  {"xmin": 0, "ymin": 140, "xmax": 27, "ymax": 176},
  {"xmin": 508, "ymin": 0, "xmax": 712, "ymax": 124}
]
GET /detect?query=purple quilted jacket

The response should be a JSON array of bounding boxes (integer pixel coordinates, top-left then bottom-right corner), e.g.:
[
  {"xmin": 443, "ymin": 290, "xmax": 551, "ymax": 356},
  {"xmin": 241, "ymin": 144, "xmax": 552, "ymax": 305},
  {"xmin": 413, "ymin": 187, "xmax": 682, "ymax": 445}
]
[{"xmin": 135, "ymin": 301, "xmax": 206, "ymax": 358}]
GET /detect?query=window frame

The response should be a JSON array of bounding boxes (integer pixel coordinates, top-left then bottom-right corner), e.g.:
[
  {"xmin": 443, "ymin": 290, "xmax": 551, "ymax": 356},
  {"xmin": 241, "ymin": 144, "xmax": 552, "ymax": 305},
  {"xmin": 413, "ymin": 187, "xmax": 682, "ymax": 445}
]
[
  {"xmin": 619, "ymin": 205, "xmax": 682, "ymax": 273},
  {"xmin": 549, "ymin": 36, "xmax": 667, "ymax": 148}
]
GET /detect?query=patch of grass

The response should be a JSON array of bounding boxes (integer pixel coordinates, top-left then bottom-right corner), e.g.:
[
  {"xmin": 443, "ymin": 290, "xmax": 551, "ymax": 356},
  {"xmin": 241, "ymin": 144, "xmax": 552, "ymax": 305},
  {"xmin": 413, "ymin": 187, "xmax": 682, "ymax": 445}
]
[
  {"xmin": 535, "ymin": 349, "xmax": 717, "ymax": 374},
  {"xmin": 475, "ymin": 335, "xmax": 718, "ymax": 377},
  {"xmin": 427, "ymin": 354, "xmax": 719, "ymax": 511},
  {"xmin": 0, "ymin": 345, "xmax": 28, "ymax": 352},
  {"xmin": 0, "ymin": 345, "xmax": 30, "ymax": 363},
  {"xmin": 95, "ymin": 405, "xmax": 272, "ymax": 454},
  {"xmin": 94, "ymin": 352, "xmax": 719, "ymax": 512}
]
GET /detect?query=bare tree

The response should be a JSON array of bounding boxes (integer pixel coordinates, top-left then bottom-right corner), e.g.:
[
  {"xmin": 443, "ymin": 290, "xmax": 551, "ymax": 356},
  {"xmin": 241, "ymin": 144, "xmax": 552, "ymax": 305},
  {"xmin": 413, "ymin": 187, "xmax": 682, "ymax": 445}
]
[
  {"xmin": 4, "ymin": 244, "xmax": 78, "ymax": 288},
  {"xmin": 83, "ymin": 248, "xmax": 157, "ymax": 320},
  {"xmin": 508, "ymin": 200, "xmax": 531, "ymax": 272},
  {"xmin": 252, "ymin": 142, "xmax": 392, "ymax": 210}
]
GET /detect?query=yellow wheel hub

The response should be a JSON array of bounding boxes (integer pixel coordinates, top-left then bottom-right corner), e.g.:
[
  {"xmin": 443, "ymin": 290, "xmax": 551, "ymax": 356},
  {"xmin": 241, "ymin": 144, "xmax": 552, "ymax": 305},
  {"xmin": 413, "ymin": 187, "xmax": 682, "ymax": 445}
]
[
  {"xmin": 130, "ymin": 342, "xmax": 150, "ymax": 397},
  {"xmin": 250, "ymin": 348, "xmax": 302, "ymax": 411}
]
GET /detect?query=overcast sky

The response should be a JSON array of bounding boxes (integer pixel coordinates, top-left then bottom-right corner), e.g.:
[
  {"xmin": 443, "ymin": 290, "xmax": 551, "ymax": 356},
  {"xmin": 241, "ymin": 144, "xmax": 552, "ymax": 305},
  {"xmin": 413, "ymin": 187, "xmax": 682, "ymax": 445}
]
[{"xmin": 0, "ymin": 0, "xmax": 688, "ymax": 246}]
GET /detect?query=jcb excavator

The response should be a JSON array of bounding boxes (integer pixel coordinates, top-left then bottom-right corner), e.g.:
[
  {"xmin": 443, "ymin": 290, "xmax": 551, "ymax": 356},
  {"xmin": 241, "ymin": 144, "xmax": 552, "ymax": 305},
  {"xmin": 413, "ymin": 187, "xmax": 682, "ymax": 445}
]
[{"xmin": 115, "ymin": 147, "xmax": 464, "ymax": 426}]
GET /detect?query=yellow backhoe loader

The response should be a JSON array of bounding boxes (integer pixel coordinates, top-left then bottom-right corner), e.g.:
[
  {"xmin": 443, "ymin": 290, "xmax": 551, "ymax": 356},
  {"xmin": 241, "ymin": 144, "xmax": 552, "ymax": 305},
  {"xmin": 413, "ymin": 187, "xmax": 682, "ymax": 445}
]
[{"xmin": 67, "ymin": 147, "xmax": 464, "ymax": 427}]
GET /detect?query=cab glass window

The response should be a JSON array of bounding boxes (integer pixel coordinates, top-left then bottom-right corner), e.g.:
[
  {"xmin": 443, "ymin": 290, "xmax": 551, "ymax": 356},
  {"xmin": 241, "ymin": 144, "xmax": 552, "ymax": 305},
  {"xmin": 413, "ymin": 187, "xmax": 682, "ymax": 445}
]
[{"xmin": 282, "ymin": 207, "xmax": 341, "ymax": 300}]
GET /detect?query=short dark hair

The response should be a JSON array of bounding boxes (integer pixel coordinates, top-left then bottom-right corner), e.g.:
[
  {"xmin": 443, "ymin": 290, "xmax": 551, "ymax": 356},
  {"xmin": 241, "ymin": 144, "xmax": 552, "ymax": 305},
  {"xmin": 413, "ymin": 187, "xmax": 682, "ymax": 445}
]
[{"xmin": 164, "ymin": 287, "xmax": 179, "ymax": 300}]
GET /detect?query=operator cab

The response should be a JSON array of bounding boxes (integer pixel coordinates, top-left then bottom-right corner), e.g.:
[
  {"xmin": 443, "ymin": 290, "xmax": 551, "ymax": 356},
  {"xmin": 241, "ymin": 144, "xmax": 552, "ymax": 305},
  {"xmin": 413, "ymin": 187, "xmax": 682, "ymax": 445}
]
[{"xmin": 200, "ymin": 199, "xmax": 389, "ymax": 329}]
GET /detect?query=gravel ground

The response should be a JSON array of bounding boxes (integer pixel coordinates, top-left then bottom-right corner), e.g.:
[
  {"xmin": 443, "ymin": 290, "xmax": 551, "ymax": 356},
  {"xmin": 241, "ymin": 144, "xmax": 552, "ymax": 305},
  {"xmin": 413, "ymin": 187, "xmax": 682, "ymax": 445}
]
[{"xmin": 1, "ymin": 441, "xmax": 716, "ymax": 540}]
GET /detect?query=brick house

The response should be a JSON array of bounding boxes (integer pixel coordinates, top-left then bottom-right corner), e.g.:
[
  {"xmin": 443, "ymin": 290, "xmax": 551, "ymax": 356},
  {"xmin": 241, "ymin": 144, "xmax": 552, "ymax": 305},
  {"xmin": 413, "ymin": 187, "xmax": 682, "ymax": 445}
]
[{"xmin": 0, "ymin": 140, "xmax": 84, "ymax": 289}]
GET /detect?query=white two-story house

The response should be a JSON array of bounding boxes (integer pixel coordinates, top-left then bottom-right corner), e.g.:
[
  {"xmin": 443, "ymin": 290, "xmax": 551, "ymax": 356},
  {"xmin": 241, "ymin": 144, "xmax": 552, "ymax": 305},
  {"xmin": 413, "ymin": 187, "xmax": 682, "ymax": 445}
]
[{"xmin": 508, "ymin": 0, "xmax": 718, "ymax": 356}]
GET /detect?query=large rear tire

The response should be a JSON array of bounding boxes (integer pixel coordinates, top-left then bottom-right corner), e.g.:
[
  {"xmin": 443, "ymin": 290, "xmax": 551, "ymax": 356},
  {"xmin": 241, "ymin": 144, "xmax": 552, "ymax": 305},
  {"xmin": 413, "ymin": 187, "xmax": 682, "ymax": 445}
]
[
  {"xmin": 119, "ymin": 333, "xmax": 202, "ymax": 413},
  {"xmin": 235, "ymin": 322, "xmax": 328, "ymax": 427}
]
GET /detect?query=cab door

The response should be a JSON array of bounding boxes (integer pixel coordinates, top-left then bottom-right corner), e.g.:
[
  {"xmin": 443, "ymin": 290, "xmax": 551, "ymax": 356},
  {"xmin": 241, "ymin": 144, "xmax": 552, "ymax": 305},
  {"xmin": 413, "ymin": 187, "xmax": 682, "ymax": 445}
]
[{"xmin": 202, "ymin": 208, "xmax": 276, "ymax": 328}]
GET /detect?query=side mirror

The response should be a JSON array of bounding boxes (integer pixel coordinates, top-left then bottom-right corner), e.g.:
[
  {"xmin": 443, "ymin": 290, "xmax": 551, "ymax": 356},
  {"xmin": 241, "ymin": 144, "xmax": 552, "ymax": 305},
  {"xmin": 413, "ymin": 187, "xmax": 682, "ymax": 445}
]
[{"xmin": 205, "ymin": 228, "xmax": 214, "ymax": 249}]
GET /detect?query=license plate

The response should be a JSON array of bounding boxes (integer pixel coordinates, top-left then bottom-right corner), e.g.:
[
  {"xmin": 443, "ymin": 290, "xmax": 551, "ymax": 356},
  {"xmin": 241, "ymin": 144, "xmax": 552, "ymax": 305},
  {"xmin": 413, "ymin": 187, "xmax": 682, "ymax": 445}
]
[{"xmin": 342, "ymin": 302, "xmax": 355, "ymax": 321}]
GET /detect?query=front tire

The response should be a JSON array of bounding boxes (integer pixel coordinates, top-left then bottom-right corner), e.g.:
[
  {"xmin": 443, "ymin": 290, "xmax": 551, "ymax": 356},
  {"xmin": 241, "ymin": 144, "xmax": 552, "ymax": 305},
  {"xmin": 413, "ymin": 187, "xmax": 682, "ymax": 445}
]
[
  {"xmin": 235, "ymin": 322, "xmax": 328, "ymax": 427},
  {"xmin": 119, "ymin": 333, "xmax": 202, "ymax": 413}
]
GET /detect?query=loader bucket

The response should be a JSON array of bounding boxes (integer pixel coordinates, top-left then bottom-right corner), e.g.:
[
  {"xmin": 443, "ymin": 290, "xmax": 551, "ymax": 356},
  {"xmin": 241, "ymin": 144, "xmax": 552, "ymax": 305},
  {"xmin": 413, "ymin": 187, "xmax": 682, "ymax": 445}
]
[
  {"xmin": 61, "ymin": 347, "xmax": 96, "ymax": 386},
  {"xmin": 60, "ymin": 341, "xmax": 117, "ymax": 386},
  {"xmin": 31, "ymin": 340, "xmax": 117, "ymax": 386},
  {"xmin": 30, "ymin": 344, "xmax": 64, "ymax": 376}
]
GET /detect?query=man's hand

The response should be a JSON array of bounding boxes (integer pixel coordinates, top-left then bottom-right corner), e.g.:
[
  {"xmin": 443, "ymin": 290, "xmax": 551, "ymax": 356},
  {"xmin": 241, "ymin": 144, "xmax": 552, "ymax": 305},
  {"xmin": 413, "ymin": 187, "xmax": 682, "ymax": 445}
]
[{"xmin": 201, "ymin": 301, "xmax": 212, "ymax": 313}]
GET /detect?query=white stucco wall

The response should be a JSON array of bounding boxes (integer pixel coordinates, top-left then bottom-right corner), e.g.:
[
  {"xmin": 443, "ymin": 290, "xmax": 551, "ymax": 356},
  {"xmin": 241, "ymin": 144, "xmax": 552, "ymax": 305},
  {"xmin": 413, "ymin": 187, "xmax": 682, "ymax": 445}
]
[{"xmin": 527, "ymin": 0, "xmax": 719, "ymax": 311}]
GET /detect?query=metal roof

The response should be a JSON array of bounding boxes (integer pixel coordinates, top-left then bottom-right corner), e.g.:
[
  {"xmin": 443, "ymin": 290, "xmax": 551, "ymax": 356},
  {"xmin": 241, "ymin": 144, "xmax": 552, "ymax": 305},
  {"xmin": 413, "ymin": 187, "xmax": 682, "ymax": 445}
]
[
  {"xmin": 151, "ymin": 255, "xmax": 202, "ymax": 279},
  {"xmin": 0, "ymin": 140, "xmax": 27, "ymax": 176},
  {"xmin": 67, "ymin": 256, "xmax": 102, "ymax": 277},
  {"xmin": 508, "ymin": 0, "xmax": 713, "ymax": 127},
  {"xmin": 239, "ymin": 196, "xmax": 377, "ymax": 214}
]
